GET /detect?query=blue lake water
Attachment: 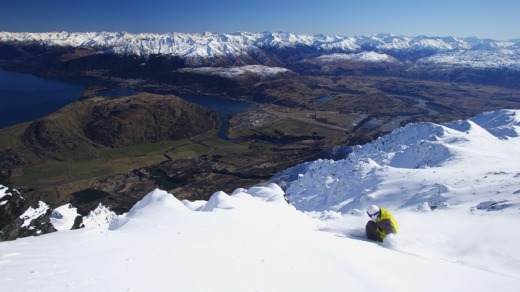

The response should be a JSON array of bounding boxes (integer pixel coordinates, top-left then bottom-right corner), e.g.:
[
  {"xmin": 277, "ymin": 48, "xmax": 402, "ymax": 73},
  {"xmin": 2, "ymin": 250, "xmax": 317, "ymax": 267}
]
[
  {"xmin": 0, "ymin": 69, "xmax": 256, "ymax": 133},
  {"xmin": 179, "ymin": 95, "xmax": 256, "ymax": 140},
  {"xmin": 311, "ymin": 96, "xmax": 332, "ymax": 103},
  {"xmin": 96, "ymin": 87, "xmax": 140, "ymax": 98},
  {"xmin": 0, "ymin": 68, "xmax": 84, "ymax": 129}
]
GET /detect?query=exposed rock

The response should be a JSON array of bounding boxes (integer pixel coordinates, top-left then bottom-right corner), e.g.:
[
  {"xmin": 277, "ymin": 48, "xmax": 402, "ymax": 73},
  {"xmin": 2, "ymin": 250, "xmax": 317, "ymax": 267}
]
[{"xmin": 0, "ymin": 186, "xmax": 56, "ymax": 241}]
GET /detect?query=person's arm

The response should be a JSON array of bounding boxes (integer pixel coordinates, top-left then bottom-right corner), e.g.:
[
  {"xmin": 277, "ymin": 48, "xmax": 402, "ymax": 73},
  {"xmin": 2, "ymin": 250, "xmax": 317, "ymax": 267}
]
[{"xmin": 376, "ymin": 219, "xmax": 396, "ymax": 236}]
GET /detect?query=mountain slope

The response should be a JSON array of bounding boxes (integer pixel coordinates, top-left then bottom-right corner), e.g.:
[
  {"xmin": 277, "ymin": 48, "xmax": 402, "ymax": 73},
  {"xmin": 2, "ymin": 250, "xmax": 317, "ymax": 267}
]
[
  {"xmin": 1, "ymin": 184, "xmax": 519, "ymax": 291},
  {"xmin": 1, "ymin": 31, "xmax": 519, "ymax": 69},
  {"xmin": 273, "ymin": 109, "xmax": 520, "ymax": 213},
  {"xmin": 20, "ymin": 93, "xmax": 217, "ymax": 160},
  {"xmin": 1, "ymin": 109, "xmax": 520, "ymax": 290}
]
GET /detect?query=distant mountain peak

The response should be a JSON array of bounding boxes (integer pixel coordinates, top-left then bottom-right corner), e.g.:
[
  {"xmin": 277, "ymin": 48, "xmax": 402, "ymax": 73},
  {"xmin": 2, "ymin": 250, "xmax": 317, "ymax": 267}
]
[{"xmin": 1, "ymin": 31, "xmax": 519, "ymax": 69}]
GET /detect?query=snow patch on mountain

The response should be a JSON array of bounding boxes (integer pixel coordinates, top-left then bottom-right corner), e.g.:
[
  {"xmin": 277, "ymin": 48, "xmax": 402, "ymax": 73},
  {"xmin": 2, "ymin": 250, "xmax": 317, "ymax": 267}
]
[
  {"xmin": 177, "ymin": 65, "xmax": 290, "ymax": 78},
  {"xmin": 0, "ymin": 185, "xmax": 12, "ymax": 203},
  {"xmin": 81, "ymin": 204, "xmax": 117, "ymax": 229},
  {"xmin": 49, "ymin": 204, "xmax": 79, "ymax": 231},
  {"xmin": 19, "ymin": 201, "xmax": 49, "ymax": 228},
  {"xmin": 451, "ymin": 109, "xmax": 520, "ymax": 139},
  {"xmin": 416, "ymin": 45, "xmax": 520, "ymax": 69},
  {"xmin": 476, "ymin": 109, "xmax": 520, "ymax": 137},
  {"xmin": 314, "ymin": 51, "xmax": 399, "ymax": 63},
  {"xmin": 108, "ymin": 188, "xmax": 192, "ymax": 231}
]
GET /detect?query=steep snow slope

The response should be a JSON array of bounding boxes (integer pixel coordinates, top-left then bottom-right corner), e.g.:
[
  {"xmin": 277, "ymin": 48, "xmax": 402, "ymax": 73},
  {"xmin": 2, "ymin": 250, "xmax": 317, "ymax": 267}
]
[
  {"xmin": 1, "ymin": 109, "xmax": 520, "ymax": 291},
  {"xmin": 1, "ymin": 185, "xmax": 519, "ymax": 291},
  {"xmin": 273, "ymin": 109, "xmax": 520, "ymax": 213}
]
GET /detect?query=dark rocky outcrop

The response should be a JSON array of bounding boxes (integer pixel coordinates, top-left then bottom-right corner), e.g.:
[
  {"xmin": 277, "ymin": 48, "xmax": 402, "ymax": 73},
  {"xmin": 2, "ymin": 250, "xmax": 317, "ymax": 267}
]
[{"xmin": 0, "ymin": 186, "xmax": 56, "ymax": 241}]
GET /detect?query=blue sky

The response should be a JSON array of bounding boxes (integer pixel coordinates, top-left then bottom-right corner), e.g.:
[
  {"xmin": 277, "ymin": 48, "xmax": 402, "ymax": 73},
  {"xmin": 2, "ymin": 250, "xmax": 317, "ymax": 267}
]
[{"xmin": 1, "ymin": 0, "xmax": 519, "ymax": 40}]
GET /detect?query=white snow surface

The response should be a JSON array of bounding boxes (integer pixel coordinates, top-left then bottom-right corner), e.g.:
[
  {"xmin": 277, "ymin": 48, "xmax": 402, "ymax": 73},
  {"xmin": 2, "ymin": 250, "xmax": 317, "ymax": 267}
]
[
  {"xmin": 0, "ymin": 185, "xmax": 11, "ymax": 201},
  {"xmin": 19, "ymin": 201, "xmax": 49, "ymax": 228},
  {"xmin": 81, "ymin": 204, "xmax": 117, "ymax": 230},
  {"xmin": 177, "ymin": 65, "xmax": 290, "ymax": 78},
  {"xmin": 1, "ymin": 110, "xmax": 520, "ymax": 291},
  {"xmin": 49, "ymin": 204, "xmax": 79, "ymax": 231},
  {"xmin": 417, "ymin": 46, "xmax": 520, "ymax": 70},
  {"xmin": 314, "ymin": 51, "xmax": 399, "ymax": 63},
  {"xmin": 274, "ymin": 109, "xmax": 520, "ymax": 214},
  {"xmin": 1, "ymin": 31, "xmax": 519, "ymax": 69}
]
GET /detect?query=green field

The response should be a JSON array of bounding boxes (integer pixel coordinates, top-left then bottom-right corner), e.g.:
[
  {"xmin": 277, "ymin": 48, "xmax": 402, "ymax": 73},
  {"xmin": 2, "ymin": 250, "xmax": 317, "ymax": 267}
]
[{"xmin": 4, "ymin": 113, "xmax": 347, "ymax": 194}]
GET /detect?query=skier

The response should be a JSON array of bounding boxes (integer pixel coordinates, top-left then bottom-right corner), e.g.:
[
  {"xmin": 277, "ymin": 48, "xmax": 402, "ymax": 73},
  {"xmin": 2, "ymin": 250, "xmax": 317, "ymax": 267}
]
[{"xmin": 365, "ymin": 205, "xmax": 399, "ymax": 242}]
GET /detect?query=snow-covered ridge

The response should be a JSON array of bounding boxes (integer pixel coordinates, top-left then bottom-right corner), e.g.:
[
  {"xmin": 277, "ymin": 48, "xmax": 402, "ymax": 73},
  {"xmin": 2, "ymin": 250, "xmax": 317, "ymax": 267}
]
[
  {"xmin": 273, "ymin": 109, "xmax": 520, "ymax": 213},
  {"xmin": 416, "ymin": 47, "xmax": 520, "ymax": 69},
  {"xmin": 1, "ymin": 31, "xmax": 519, "ymax": 69}
]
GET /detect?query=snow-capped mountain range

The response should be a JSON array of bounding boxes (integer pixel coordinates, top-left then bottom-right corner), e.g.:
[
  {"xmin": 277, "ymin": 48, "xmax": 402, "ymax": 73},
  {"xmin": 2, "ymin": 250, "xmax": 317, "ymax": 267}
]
[
  {"xmin": 1, "ymin": 109, "xmax": 520, "ymax": 290},
  {"xmin": 1, "ymin": 31, "xmax": 520, "ymax": 69}
]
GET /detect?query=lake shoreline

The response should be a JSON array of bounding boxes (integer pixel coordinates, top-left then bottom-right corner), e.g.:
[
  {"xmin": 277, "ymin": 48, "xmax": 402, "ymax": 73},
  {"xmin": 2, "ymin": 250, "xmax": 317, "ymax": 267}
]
[{"xmin": 0, "ymin": 68, "xmax": 257, "ymax": 131}]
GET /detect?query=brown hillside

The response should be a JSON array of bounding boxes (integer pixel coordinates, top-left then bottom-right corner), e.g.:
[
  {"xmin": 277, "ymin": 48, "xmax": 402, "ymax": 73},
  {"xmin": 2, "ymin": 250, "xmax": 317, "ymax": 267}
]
[{"xmin": 22, "ymin": 93, "xmax": 218, "ymax": 159}]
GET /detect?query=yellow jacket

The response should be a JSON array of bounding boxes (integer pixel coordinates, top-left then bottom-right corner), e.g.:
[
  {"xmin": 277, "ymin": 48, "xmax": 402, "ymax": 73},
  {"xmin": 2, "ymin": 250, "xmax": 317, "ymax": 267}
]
[{"xmin": 375, "ymin": 208, "xmax": 399, "ymax": 240}]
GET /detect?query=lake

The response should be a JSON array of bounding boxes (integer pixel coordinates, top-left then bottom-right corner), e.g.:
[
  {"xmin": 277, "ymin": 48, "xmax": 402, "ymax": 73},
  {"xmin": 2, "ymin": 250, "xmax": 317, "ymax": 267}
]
[
  {"xmin": 0, "ymin": 68, "xmax": 84, "ymax": 129},
  {"xmin": 179, "ymin": 95, "xmax": 256, "ymax": 139},
  {"xmin": 0, "ymin": 69, "xmax": 256, "ymax": 134}
]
